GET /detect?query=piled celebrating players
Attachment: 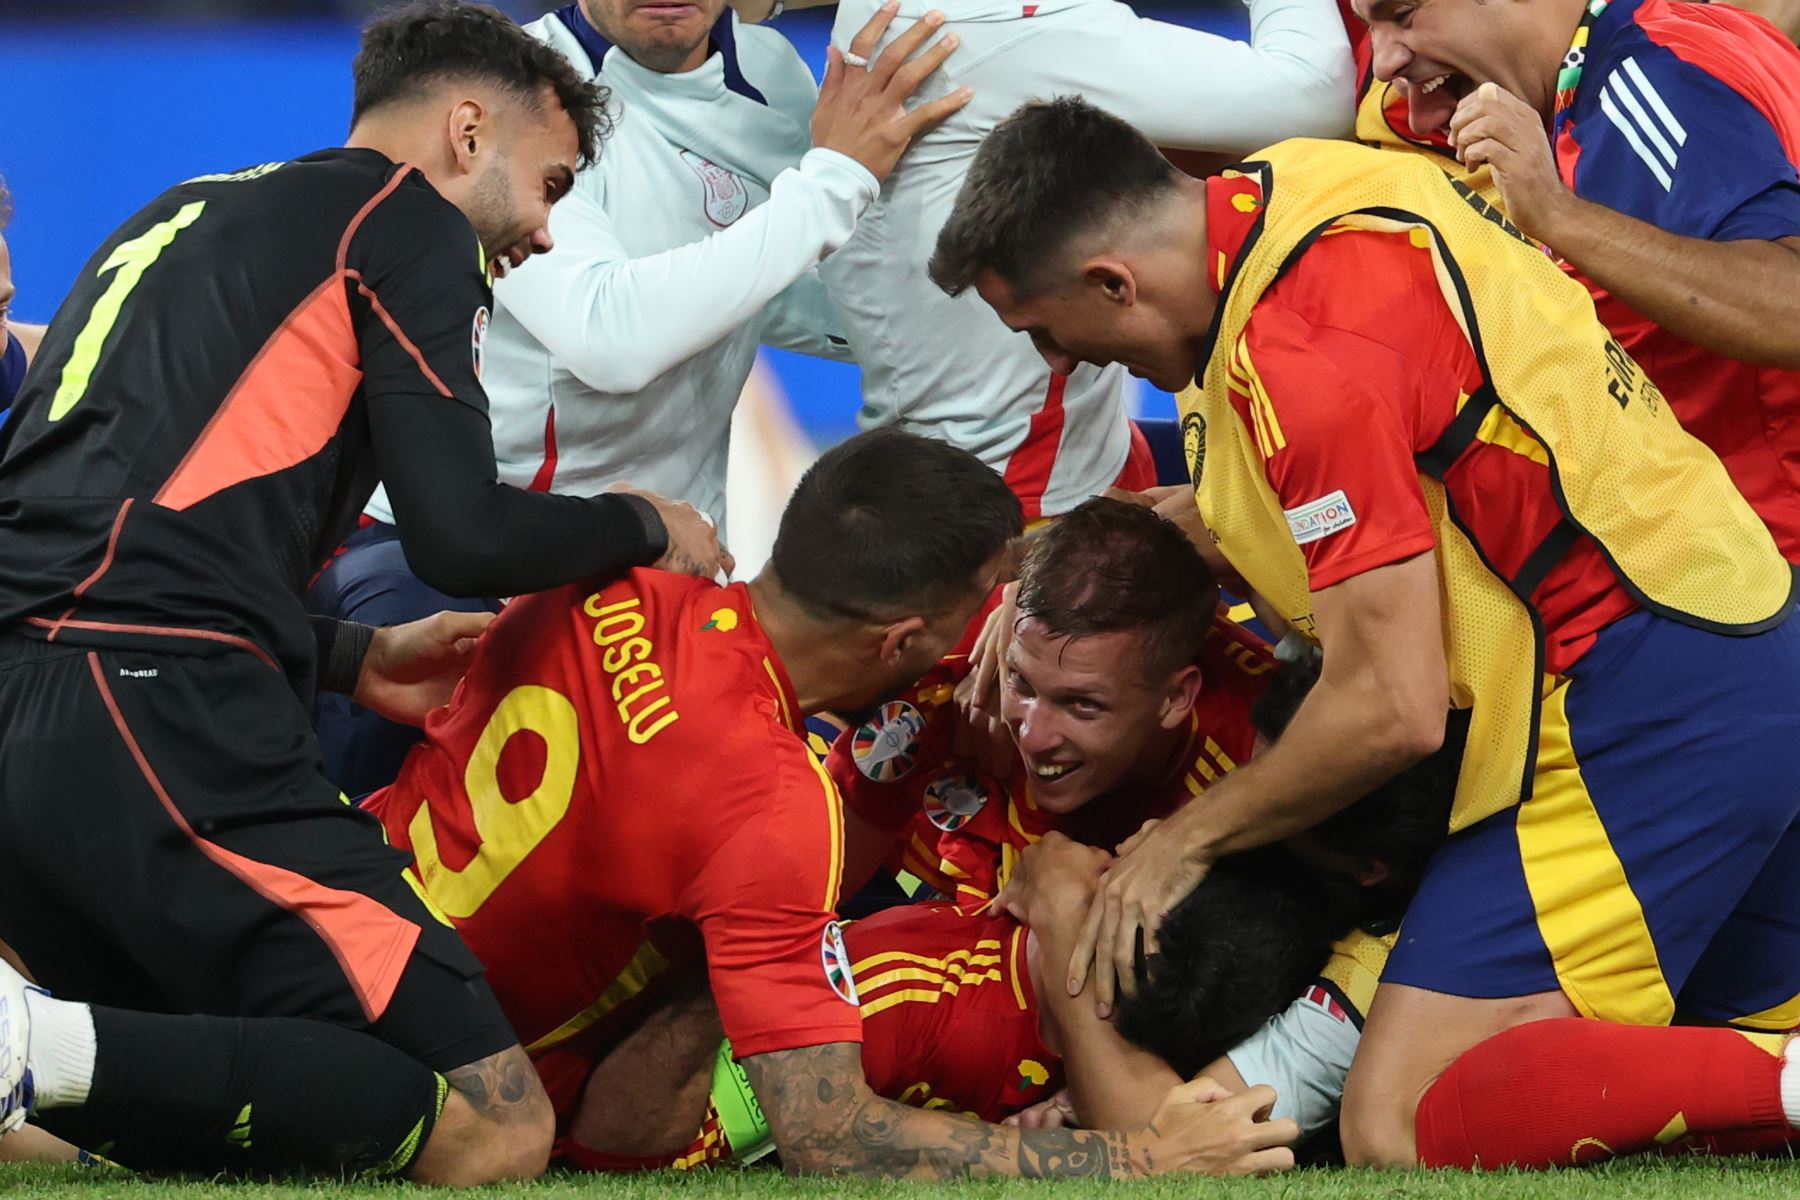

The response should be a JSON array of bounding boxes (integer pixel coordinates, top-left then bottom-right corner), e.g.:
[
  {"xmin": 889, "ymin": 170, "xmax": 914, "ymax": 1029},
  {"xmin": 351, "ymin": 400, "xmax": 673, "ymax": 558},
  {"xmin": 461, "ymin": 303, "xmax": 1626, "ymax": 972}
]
[{"xmin": 1, "ymin": 0, "xmax": 1800, "ymax": 1185}]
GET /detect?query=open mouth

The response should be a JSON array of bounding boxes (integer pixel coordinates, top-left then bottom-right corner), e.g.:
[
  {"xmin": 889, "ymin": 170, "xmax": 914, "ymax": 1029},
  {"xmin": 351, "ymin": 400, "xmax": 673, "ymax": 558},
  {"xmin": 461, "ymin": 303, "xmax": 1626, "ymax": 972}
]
[
  {"xmin": 1406, "ymin": 71, "xmax": 1474, "ymax": 134},
  {"xmin": 1029, "ymin": 760, "xmax": 1083, "ymax": 786}
]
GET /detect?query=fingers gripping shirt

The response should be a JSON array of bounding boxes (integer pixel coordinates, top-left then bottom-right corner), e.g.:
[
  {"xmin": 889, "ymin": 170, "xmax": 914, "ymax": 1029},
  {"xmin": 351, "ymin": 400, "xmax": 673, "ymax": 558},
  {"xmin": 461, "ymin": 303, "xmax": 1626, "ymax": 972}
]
[{"xmin": 364, "ymin": 569, "xmax": 860, "ymax": 1123}]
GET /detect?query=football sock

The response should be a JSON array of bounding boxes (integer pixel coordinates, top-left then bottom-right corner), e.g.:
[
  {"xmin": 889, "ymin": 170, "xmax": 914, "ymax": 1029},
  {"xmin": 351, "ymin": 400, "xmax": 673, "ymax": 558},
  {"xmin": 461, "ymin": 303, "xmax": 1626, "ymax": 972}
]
[
  {"xmin": 1414, "ymin": 1019, "xmax": 1789, "ymax": 1169},
  {"xmin": 21, "ymin": 989, "xmax": 96, "ymax": 1108},
  {"xmin": 33, "ymin": 1006, "xmax": 445, "ymax": 1178}
]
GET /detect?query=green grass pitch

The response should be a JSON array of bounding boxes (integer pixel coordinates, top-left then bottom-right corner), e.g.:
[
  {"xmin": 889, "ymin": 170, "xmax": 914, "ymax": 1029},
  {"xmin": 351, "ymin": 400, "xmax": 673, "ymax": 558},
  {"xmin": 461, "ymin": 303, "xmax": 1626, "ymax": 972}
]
[{"xmin": 8, "ymin": 1157, "xmax": 1800, "ymax": 1199}]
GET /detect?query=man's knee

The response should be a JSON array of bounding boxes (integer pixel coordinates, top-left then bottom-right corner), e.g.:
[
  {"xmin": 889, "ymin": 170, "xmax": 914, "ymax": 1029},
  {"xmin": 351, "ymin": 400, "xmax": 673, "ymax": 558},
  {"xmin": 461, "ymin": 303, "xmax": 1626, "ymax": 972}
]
[{"xmin": 410, "ymin": 1047, "xmax": 555, "ymax": 1185}]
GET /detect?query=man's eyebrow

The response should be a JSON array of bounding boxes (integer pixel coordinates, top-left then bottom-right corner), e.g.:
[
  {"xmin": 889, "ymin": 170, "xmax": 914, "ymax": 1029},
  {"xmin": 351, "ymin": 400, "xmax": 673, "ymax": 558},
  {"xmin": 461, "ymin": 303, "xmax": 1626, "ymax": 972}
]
[{"xmin": 1360, "ymin": 0, "xmax": 1401, "ymax": 21}]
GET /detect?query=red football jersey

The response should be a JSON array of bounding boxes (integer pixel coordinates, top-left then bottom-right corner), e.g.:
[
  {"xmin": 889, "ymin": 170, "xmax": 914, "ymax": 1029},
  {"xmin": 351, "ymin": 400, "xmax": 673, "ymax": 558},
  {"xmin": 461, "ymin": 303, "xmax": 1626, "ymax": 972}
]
[
  {"xmin": 364, "ymin": 570, "xmax": 861, "ymax": 1124},
  {"xmin": 848, "ymin": 903, "xmax": 1060, "ymax": 1122},
  {"xmin": 834, "ymin": 614, "xmax": 1275, "ymax": 901}
]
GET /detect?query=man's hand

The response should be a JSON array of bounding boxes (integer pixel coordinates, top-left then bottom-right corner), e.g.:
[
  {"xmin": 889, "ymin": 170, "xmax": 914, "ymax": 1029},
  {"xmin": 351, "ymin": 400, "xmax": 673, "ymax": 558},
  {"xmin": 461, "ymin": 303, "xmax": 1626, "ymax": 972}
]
[
  {"xmin": 1005, "ymin": 1089, "xmax": 1077, "ymax": 1130},
  {"xmin": 354, "ymin": 610, "xmax": 496, "ymax": 727},
  {"xmin": 991, "ymin": 831, "xmax": 1111, "ymax": 925},
  {"xmin": 1447, "ymin": 82, "xmax": 1570, "ymax": 240},
  {"xmin": 1067, "ymin": 813, "xmax": 1211, "ymax": 1018},
  {"xmin": 1144, "ymin": 1077, "xmax": 1297, "ymax": 1176},
  {"xmin": 608, "ymin": 483, "xmax": 735, "ymax": 580},
  {"xmin": 1103, "ymin": 485, "xmax": 1241, "ymax": 590},
  {"xmin": 813, "ymin": 2, "xmax": 974, "ymax": 183},
  {"xmin": 954, "ymin": 580, "xmax": 1019, "ymax": 777}
]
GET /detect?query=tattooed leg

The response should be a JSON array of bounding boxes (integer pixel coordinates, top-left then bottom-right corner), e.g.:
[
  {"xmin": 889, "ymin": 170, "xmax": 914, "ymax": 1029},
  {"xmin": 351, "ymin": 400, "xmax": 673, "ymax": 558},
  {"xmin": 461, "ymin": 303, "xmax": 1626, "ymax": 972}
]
[{"xmin": 409, "ymin": 1045, "xmax": 554, "ymax": 1185}]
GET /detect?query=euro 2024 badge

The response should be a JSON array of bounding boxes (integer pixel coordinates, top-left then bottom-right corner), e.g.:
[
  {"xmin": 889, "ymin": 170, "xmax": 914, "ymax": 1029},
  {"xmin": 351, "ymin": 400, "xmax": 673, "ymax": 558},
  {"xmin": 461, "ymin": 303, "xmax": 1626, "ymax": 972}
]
[
  {"xmin": 852, "ymin": 701, "xmax": 926, "ymax": 782},
  {"xmin": 923, "ymin": 772, "xmax": 989, "ymax": 832},
  {"xmin": 822, "ymin": 921, "xmax": 859, "ymax": 1005},
  {"xmin": 470, "ymin": 305, "xmax": 490, "ymax": 380}
]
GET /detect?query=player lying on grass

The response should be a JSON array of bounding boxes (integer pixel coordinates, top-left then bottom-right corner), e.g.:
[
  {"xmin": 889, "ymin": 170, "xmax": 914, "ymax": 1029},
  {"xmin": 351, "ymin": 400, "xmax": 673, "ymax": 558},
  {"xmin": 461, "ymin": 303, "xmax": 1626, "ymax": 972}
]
[
  {"xmin": 361, "ymin": 428, "xmax": 1296, "ymax": 1180},
  {"xmin": 572, "ymin": 846, "xmax": 1336, "ymax": 1169},
  {"xmin": 1005, "ymin": 659, "xmax": 1463, "ymax": 1150},
  {"xmin": 832, "ymin": 496, "xmax": 1275, "ymax": 906}
]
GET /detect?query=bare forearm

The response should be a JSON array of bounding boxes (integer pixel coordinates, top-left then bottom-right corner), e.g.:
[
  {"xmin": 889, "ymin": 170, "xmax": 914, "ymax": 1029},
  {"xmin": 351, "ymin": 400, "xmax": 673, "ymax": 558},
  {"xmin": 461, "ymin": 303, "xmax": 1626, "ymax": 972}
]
[
  {"xmin": 1536, "ymin": 191, "xmax": 1800, "ymax": 368},
  {"xmin": 744, "ymin": 1043, "xmax": 1149, "ymax": 1179}
]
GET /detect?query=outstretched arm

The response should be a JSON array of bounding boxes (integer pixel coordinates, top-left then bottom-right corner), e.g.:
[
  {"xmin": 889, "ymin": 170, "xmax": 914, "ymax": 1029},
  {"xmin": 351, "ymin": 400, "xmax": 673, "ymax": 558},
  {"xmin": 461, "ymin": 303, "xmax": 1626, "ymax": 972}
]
[{"xmin": 740, "ymin": 1042, "xmax": 1290, "ymax": 1179}]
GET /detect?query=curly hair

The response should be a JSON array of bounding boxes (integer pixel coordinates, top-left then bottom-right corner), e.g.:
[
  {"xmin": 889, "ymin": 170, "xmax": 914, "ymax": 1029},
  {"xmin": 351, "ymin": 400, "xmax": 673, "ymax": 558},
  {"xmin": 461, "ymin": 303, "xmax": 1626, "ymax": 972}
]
[{"xmin": 353, "ymin": 1, "xmax": 611, "ymax": 167}]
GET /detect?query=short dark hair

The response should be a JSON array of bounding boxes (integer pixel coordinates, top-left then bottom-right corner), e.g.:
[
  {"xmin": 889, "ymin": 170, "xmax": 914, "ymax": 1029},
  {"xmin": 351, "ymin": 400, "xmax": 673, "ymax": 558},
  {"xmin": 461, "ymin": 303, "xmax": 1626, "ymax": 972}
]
[
  {"xmin": 1113, "ymin": 849, "xmax": 1340, "ymax": 1079},
  {"xmin": 353, "ymin": 2, "xmax": 610, "ymax": 167},
  {"xmin": 1015, "ymin": 497, "xmax": 1219, "ymax": 681},
  {"xmin": 1252, "ymin": 656, "xmax": 1465, "ymax": 882},
  {"xmin": 772, "ymin": 429, "xmax": 1024, "ymax": 621},
  {"xmin": 929, "ymin": 96, "xmax": 1180, "ymax": 299},
  {"xmin": 0, "ymin": 176, "xmax": 12, "ymax": 230}
]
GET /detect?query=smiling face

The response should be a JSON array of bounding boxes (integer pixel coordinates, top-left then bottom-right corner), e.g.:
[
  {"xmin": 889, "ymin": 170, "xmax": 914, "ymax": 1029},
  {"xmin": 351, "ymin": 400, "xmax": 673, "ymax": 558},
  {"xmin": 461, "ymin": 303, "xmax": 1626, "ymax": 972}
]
[
  {"xmin": 1001, "ymin": 618, "xmax": 1199, "ymax": 815},
  {"xmin": 975, "ymin": 267, "xmax": 1208, "ymax": 394},
  {"xmin": 454, "ymin": 91, "xmax": 580, "ymax": 268},
  {"xmin": 582, "ymin": 0, "xmax": 727, "ymax": 73},
  {"xmin": 1353, "ymin": 0, "xmax": 1576, "ymax": 132}
]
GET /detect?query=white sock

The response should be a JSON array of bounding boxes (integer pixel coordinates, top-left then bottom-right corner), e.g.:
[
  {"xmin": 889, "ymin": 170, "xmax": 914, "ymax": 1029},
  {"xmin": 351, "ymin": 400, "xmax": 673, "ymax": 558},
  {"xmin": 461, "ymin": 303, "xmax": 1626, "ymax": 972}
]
[
  {"xmin": 1781, "ymin": 1038, "xmax": 1800, "ymax": 1129},
  {"xmin": 22, "ymin": 990, "xmax": 95, "ymax": 1109}
]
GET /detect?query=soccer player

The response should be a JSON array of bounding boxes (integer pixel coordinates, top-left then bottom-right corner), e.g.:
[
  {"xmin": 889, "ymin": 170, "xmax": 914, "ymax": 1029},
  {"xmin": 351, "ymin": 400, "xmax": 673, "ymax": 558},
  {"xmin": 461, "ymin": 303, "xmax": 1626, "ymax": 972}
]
[
  {"xmin": 573, "ymin": 849, "xmax": 1332, "ymax": 1169},
  {"xmin": 836, "ymin": 497, "xmax": 1274, "ymax": 904},
  {"xmin": 0, "ymin": 4, "xmax": 729, "ymax": 1182},
  {"xmin": 1354, "ymin": 0, "xmax": 1800, "ymax": 557},
  {"xmin": 933, "ymin": 98, "xmax": 1800, "ymax": 1170},
  {"xmin": 0, "ymin": 177, "xmax": 47, "ymax": 421},
  {"xmin": 310, "ymin": 0, "xmax": 968, "ymax": 799},
  {"xmin": 797, "ymin": 0, "xmax": 1353, "ymax": 521},
  {"xmin": 362, "ymin": 428, "xmax": 1291, "ymax": 1179}
]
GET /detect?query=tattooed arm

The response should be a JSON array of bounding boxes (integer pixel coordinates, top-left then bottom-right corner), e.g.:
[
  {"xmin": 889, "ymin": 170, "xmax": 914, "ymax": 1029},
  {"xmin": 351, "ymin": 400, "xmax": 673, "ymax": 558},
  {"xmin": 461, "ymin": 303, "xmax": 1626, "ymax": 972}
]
[{"xmin": 740, "ymin": 1042, "xmax": 1294, "ymax": 1179}]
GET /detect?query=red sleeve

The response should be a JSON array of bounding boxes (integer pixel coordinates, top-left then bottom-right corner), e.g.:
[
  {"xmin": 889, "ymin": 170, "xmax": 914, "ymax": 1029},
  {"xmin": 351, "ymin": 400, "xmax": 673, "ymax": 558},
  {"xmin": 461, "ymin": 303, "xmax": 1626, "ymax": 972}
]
[
  {"xmin": 1234, "ymin": 235, "xmax": 1464, "ymax": 591},
  {"xmin": 685, "ymin": 737, "xmax": 865, "ymax": 1059}
]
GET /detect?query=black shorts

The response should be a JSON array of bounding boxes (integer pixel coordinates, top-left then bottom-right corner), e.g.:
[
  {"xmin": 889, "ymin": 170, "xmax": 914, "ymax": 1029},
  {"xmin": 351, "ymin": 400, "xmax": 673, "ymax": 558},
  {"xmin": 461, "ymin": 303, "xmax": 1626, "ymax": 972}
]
[{"xmin": 0, "ymin": 634, "xmax": 514, "ymax": 1073}]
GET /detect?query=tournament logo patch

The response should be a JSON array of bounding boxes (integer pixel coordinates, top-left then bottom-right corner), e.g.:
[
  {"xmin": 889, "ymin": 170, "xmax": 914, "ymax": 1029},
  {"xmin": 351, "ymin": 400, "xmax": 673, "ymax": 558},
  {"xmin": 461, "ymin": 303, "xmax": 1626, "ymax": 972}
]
[
  {"xmin": 923, "ymin": 772, "xmax": 989, "ymax": 832},
  {"xmin": 470, "ymin": 306, "xmax": 490, "ymax": 380},
  {"xmin": 851, "ymin": 701, "xmax": 926, "ymax": 782},
  {"xmin": 680, "ymin": 150, "xmax": 750, "ymax": 227},
  {"xmin": 1181, "ymin": 411, "xmax": 1207, "ymax": 484},
  {"xmin": 821, "ymin": 921, "xmax": 859, "ymax": 1005}
]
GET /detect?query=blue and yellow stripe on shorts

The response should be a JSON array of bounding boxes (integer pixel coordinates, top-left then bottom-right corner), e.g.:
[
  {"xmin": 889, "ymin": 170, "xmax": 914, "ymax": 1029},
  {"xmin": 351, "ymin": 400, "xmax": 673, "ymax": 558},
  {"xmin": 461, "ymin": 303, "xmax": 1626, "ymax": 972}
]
[{"xmin": 1384, "ymin": 608, "xmax": 1800, "ymax": 1026}]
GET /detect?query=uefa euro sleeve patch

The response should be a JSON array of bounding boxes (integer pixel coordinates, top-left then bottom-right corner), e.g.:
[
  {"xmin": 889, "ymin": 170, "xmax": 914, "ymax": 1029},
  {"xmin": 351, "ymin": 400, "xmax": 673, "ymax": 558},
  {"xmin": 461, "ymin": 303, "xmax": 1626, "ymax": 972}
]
[
  {"xmin": 1284, "ymin": 490, "xmax": 1357, "ymax": 545},
  {"xmin": 822, "ymin": 921, "xmax": 859, "ymax": 1005},
  {"xmin": 852, "ymin": 701, "xmax": 927, "ymax": 782},
  {"xmin": 923, "ymin": 772, "xmax": 989, "ymax": 832}
]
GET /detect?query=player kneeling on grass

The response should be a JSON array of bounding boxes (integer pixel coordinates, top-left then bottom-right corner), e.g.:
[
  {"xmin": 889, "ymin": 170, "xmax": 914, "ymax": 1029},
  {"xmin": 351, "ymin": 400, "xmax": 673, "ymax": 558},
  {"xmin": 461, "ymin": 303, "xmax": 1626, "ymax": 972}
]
[
  {"xmin": 573, "ymin": 845, "xmax": 1336, "ymax": 1170},
  {"xmin": 361, "ymin": 428, "xmax": 1297, "ymax": 1179}
]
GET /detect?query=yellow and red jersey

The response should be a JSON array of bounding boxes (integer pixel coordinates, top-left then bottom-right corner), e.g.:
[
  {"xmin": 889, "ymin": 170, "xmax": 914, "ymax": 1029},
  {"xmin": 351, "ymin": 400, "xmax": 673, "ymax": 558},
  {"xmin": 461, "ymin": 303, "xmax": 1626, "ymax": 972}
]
[
  {"xmin": 364, "ymin": 569, "xmax": 861, "ymax": 1128},
  {"xmin": 848, "ymin": 903, "xmax": 1060, "ymax": 1123},
  {"xmin": 832, "ymin": 615, "xmax": 1275, "ymax": 902}
]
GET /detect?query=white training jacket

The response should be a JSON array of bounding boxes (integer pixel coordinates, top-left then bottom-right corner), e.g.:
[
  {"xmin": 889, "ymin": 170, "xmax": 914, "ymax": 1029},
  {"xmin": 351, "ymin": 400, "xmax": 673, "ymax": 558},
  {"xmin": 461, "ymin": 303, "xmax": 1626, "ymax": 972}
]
[
  {"xmin": 822, "ymin": 0, "xmax": 1353, "ymax": 517},
  {"xmin": 367, "ymin": 7, "xmax": 874, "ymax": 533}
]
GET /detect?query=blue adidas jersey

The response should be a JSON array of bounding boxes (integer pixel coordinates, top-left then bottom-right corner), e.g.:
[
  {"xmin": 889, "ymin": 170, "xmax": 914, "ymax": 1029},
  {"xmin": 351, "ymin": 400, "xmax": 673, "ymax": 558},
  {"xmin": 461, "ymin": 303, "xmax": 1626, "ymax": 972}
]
[{"xmin": 1559, "ymin": 0, "xmax": 1800, "ymax": 243}]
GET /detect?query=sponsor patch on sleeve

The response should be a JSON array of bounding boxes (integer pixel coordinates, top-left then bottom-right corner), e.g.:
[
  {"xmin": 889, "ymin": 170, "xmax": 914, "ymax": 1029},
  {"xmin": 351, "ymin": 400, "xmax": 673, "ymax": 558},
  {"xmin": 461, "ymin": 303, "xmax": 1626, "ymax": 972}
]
[{"xmin": 1284, "ymin": 489, "xmax": 1357, "ymax": 545}]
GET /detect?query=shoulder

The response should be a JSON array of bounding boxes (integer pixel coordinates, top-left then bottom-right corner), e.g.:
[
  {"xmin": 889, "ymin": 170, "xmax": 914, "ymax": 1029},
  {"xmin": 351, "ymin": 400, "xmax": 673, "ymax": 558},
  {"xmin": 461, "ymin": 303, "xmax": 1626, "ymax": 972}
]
[
  {"xmin": 733, "ymin": 17, "xmax": 821, "ymax": 111},
  {"xmin": 1571, "ymin": 6, "xmax": 1800, "ymax": 218},
  {"xmin": 348, "ymin": 165, "xmax": 485, "ymax": 274},
  {"xmin": 1314, "ymin": 926, "xmax": 1397, "ymax": 1025}
]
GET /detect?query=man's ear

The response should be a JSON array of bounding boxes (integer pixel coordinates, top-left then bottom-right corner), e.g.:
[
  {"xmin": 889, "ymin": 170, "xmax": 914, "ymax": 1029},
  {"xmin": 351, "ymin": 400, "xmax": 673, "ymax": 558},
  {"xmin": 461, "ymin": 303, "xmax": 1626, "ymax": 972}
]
[
  {"xmin": 1081, "ymin": 257, "xmax": 1137, "ymax": 306},
  {"xmin": 1353, "ymin": 857, "xmax": 1391, "ymax": 888},
  {"xmin": 448, "ymin": 98, "xmax": 489, "ymax": 174},
  {"xmin": 1158, "ymin": 663, "xmax": 1203, "ymax": 730},
  {"xmin": 877, "ymin": 615, "xmax": 928, "ymax": 666}
]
